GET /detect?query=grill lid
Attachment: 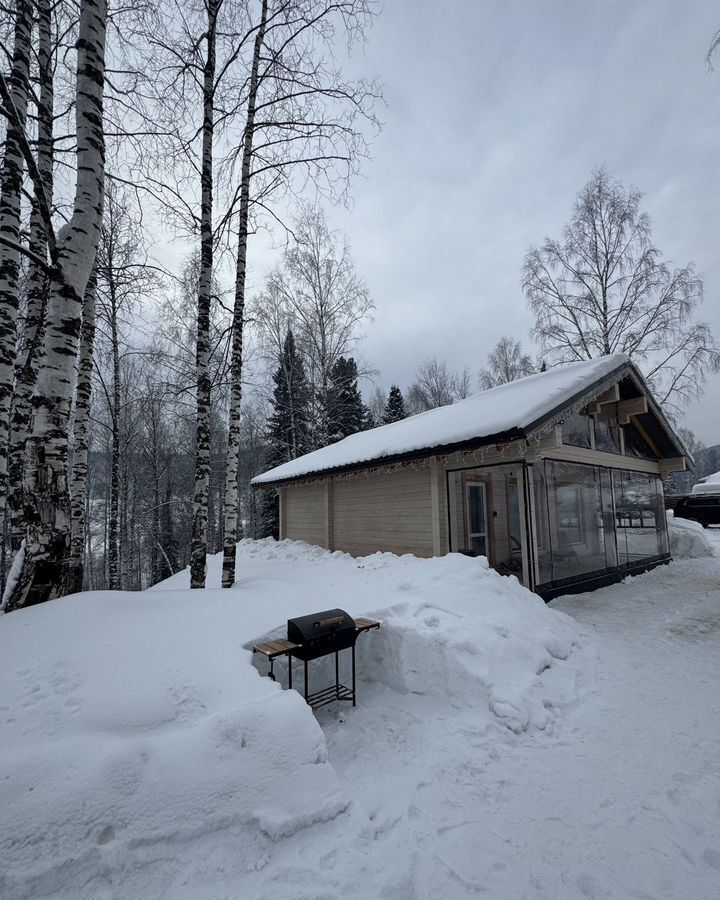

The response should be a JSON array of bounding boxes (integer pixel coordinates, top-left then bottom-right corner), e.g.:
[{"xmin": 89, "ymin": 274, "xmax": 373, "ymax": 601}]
[{"xmin": 287, "ymin": 608, "xmax": 357, "ymax": 660}]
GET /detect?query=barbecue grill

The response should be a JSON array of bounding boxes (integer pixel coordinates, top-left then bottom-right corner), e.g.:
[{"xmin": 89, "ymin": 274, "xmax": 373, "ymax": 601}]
[{"xmin": 252, "ymin": 608, "xmax": 380, "ymax": 710}]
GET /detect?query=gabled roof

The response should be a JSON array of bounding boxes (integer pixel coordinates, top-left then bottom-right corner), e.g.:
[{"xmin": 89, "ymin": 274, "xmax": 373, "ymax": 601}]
[{"xmin": 252, "ymin": 353, "xmax": 689, "ymax": 486}]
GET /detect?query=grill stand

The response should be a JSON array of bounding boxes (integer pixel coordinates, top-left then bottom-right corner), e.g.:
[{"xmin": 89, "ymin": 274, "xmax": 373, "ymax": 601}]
[
  {"xmin": 253, "ymin": 619, "xmax": 379, "ymax": 712},
  {"xmin": 295, "ymin": 644, "xmax": 357, "ymax": 710}
]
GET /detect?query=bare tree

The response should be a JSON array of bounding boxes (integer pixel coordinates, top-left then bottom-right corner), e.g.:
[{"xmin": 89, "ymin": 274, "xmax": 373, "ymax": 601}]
[
  {"xmin": 407, "ymin": 358, "xmax": 471, "ymax": 412},
  {"xmin": 479, "ymin": 337, "xmax": 535, "ymax": 390},
  {"xmin": 523, "ymin": 167, "xmax": 718, "ymax": 418},
  {"xmin": 254, "ymin": 205, "xmax": 373, "ymax": 442}
]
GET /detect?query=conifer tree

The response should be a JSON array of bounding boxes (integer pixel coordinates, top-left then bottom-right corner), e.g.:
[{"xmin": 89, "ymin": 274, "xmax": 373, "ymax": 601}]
[
  {"xmin": 324, "ymin": 356, "xmax": 368, "ymax": 443},
  {"xmin": 262, "ymin": 330, "xmax": 312, "ymax": 538},
  {"xmin": 266, "ymin": 330, "xmax": 312, "ymax": 467},
  {"xmin": 382, "ymin": 385, "xmax": 407, "ymax": 424}
]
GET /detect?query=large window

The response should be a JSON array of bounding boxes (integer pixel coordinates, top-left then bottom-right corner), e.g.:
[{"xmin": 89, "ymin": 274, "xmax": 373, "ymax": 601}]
[
  {"xmin": 613, "ymin": 470, "xmax": 666, "ymax": 563},
  {"xmin": 533, "ymin": 460, "xmax": 667, "ymax": 587},
  {"xmin": 540, "ymin": 461, "xmax": 609, "ymax": 582}
]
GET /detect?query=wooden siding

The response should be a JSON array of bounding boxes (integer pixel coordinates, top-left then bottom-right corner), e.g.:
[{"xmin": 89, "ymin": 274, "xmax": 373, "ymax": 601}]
[
  {"xmin": 332, "ymin": 467, "xmax": 434, "ymax": 557},
  {"xmin": 281, "ymin": 465, "xmax": 435, "ymax": 557},
  {"xmin": 284, "ymin": 481, "xmax": 327, "ymax": 547}
]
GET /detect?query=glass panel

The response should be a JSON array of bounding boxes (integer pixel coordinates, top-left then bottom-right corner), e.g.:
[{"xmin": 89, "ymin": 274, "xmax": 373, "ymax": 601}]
[
  {"xmin": 532, "ymin": 463, "xmax": 553, "ymax": 585},
  {"xmin": 599, "ymin": 468, "xmax": 618, "ymax": 567},
  {"xmin": 623, "ymin": 423, "xmax": 657, "ymax": 460},
  {"xmin": 508, "ymin": 480, "xmax": 521, "ymax": 552},
  {"xmin": 470, "ymin": 535, "xmax": 487, "ymax": 556},
  {"xmin": 594, "ymin": 415, "xmax": 622, "ymax": 454},
  {"xmin": 613, "ymin": 470, "xmax": 664, "ymax": 564},
  {"xmin": 468, "ymin": 484, "xmax": 485, "ymax": 535},
  {"xmin": 547, "ymin": 460, "xmax": 608, "ymax": 581},
  {"xmin": 562, "ymin": 411, "xmax": 592, "ymax": 448}
]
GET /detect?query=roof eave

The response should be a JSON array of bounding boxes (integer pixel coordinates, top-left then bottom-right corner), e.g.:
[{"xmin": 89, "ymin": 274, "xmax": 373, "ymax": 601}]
[{"xmin": 251, "ymin": 426, "xmax": 528, "ymax": 488}]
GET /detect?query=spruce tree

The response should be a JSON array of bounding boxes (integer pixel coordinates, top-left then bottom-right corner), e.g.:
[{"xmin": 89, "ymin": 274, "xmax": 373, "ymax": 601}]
[
  {"xmin": 382, "ymin": 385, "xmax": 407, "ymax": 424},
  {"xmin": 266, "ymin": 330, "xmax": 312, "ymax": 466},
  {"xmin": 263, "ymin": 330, "xmax": 312, "ymax": 538},
  {"xmin": 324, "ymin": 356, "xmax": 368, "ymax": 443}
]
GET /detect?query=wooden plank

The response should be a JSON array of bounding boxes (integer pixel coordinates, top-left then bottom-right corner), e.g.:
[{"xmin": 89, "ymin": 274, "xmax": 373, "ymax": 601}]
[
  {"xmin": 252, "ymin": 640, "xmax": 298, "ymax": 658},
  {"xmin": 355, "ymin": 618, "xmax": 380, "ymax": 631},
  {"xmin": 617, "ymin": 396, "xmax": 648, "ymax": 424}
]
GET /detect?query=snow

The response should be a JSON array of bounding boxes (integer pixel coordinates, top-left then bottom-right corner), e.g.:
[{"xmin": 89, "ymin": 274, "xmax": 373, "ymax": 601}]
[
  {"xmin": 252, "ymin": 353, "xmax": 632, "ymax": 483},
  {"xmin": 667, "ymin": 510, "xmax": 715, "ymax": 558},
  {"xmin": 0, "ymin": 539, "xmax": 580, "ymax": 899},
  {"xmin": 3, "ymin": 534, "xmax": 720, "ymax": 899},
  {"xmin": 692, "ymin": 469, "xmax": 720, "ymax": 495}
]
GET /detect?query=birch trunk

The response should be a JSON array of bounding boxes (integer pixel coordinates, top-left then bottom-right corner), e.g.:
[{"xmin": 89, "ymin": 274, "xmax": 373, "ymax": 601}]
[
  {"xmin": 221, "ymin": 0, "xmax": 268, "ymax": 588},
  {"xmin": 8, "ymin": 0, "xmax": 54, "ymax": 554},
  {"xmin": 66, "ymin": 273, "xmax": 96, "ymax": 594},
  {"xmin": 3, "ymin": 0, "xmax": 106, "ymax": 612},
  {"xmin": 0, "ymin": 0, "xmax": 32, "ymax": 567},
  {"xmin": 190, "ymin": 0, "xmax": 219, "ymax": 589},
  {"xmin": 107, "ymin": 274, "xmax": 121, "ymax": 589}
]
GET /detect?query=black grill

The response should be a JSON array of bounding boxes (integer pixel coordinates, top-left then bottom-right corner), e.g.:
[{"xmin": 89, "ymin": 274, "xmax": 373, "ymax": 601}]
[
  {"xmin": 287, "ymin": 608, "xmax": 357, "ymax": 661},
  {"xmin": 253, "ymin": 610, "xmax": 380, "ymax": 710}
]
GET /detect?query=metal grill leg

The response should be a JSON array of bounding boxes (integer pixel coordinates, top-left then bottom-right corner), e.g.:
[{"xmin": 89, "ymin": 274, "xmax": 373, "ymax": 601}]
[
  {"xmin": 335, "ymin": 650, "xmax": 339, "ymax": 699},
  {"xmin": 288, "ymin": 654, "xmax": 292, "ymax": 691},
  {"xmin": 304, "ymin": 659, "xmax": 308, "ymax": 701},
  {"xmin": 268, "ymin": 658, "xmax": 276, "ymax": 682},
  {"xmin": 352, "ymin": 643, "xmax": 356, "ymax": 707}
]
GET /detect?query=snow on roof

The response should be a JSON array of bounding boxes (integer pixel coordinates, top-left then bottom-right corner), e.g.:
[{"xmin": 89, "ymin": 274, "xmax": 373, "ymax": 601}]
[
  {"xmin": 692, "ymin": 471, "xmax": 720, "ymax": 495},
  {"xmin": 253, "ymin": 353, "xmax": 632, "ymax": 485}
]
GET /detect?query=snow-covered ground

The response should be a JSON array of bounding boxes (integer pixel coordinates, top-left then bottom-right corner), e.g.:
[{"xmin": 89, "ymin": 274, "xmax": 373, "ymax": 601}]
[{"xmin": 1, "ymin": 533, "xmax": 719, "ymax": 899}]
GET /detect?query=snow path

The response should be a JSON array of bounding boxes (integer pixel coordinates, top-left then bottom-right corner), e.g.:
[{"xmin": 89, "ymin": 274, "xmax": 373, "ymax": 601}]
[{"xmin": 235, "ymin": 535, "xmax": 720, "ymax": 900}]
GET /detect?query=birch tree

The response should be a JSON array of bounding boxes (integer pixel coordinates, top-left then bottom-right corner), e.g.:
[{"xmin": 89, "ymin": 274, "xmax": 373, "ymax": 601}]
[
  {"xmin": 6, "ymin": 0, "xmax": 55, "ymax": 557},
  {"xmin": 0, "ymin": 0, "xmax": 32, "ymax": 566},
  {"xmin": 220, "ymin": 0, "xmax": 379, "ymax": 585},
  {"xmin": 2, "ymin": 0, "xmax": 107, "ymax": 611},
  {"xmin": 66, "ymin": 273, "xmax": 97, "ymax": 594},
  {"xmin": 479, "ymin": 337, "xmax": 535, "ymax": 389},
  {"xmin": 523, "ymin": 167, "xmax": 718, "ymax": 418}
]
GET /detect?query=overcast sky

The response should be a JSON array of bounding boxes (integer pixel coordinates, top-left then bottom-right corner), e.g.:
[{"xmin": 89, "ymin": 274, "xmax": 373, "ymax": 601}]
[{"xmin": 243, "ymin": 0, "xmax": 720, "ymax": 446}]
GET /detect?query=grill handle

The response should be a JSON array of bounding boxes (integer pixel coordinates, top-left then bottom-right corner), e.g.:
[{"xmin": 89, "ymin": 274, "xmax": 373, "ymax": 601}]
[{"xmin": 314, "ymin": 615, "xmax": 345, "ymax": 629}]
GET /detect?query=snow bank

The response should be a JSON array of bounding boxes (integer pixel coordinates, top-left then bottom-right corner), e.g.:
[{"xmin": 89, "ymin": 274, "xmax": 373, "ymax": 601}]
[
  {"xmin": 0, "ymin": 584, "xmax": 348, "ymax": 899},
  {"xmin": 667, "ymin": 511, "xmax": 715, "ymax": 558},
  {"xmin": 0, "ymin": 539, "xmax": 583, "ymax": 898}
]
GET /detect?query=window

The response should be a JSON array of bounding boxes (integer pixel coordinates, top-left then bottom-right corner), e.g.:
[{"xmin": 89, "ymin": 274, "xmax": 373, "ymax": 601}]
[
  {"xmin": 623, "ymin": 423, "xmax": 657, "ymax": 460},
  {"xmin": 465, "ymin": 482, "xmax": 488, "ymax": 557},
  {"xmin": 594, "ymin": 415, "xmax": 622, "ymax": 454},
  {"xmin": 556, "ymin": 485, "xmax": 583, "ymax": 543},
  {"xmin": 562, "ymin": 411, "xmax": 592, "ymax": 449},
  {"xmin": 613, "ymin": 470, "xmax": 665, "ymax": 564},
  {"xmin": 545, "ymin": 461, "xmax": 608, "ymax": 581}
]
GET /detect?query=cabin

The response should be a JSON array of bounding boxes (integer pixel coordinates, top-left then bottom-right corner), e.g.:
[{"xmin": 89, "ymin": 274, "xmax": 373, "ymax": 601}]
[{"xmin": 252, "ymin": 354, "xmax": 691, "ymax": 598}]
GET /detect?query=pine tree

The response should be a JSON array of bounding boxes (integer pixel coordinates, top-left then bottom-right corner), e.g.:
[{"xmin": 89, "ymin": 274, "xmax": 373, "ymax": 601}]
[
  {"xmin": 382, "ymin": 384, "xmax": 407, "ymax": 424},
  {"xmin": 324, "ymin": 356, "xmax": 368, "ymax": 443}
]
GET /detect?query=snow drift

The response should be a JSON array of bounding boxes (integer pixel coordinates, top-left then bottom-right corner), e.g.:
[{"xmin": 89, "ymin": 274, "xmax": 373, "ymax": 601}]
[
  {"xmin": 0, "ymin": 539, "xmax": 583, "ymax": 898},
  {"xmin": 667, "ymin": 511, "xmax": 715, "ymax": 558}
]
